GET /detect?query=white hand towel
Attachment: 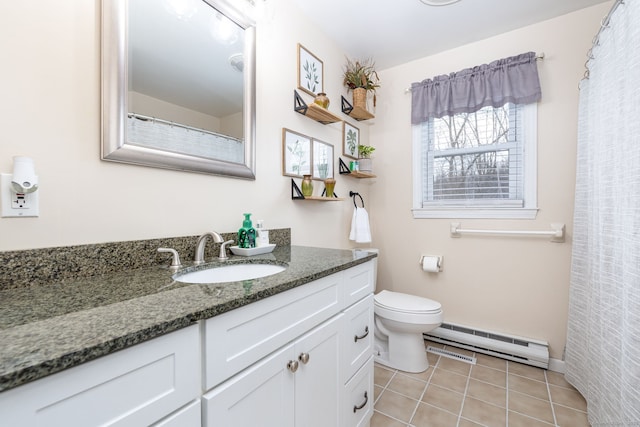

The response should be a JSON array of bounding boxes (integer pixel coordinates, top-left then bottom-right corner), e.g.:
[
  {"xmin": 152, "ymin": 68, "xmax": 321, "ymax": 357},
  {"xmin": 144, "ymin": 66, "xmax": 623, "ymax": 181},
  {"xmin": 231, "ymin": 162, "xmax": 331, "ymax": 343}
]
[{"xmin": 349, "ymin": 207, "xmax": 372, "ymax": 243}]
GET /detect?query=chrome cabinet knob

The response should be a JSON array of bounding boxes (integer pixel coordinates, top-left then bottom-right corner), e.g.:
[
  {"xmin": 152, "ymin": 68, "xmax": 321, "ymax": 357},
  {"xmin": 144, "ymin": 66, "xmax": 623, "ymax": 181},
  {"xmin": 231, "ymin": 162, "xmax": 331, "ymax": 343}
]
[
  {"xmin": 298, "ymin": 352, "xmax": 310, "ymax": 364},
  {"xmin": 287, "ymin": 360, "xmax": 299, "ymax": 373}
]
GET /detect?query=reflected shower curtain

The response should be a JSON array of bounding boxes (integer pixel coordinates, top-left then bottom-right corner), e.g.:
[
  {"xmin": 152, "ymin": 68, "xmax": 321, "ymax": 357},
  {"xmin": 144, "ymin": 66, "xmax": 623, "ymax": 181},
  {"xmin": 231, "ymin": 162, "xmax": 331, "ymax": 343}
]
[{"xmin": 565, "ymin": 0, "xmax": 640, "ymax": 424}]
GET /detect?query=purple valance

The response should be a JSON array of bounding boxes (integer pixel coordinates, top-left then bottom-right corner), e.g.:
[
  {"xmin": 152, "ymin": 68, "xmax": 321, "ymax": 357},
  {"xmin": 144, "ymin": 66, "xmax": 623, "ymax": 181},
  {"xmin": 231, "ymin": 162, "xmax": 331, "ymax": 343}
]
[{"xmin": 411, "ymin": 52, "xmax": 541, "ymax": 124}]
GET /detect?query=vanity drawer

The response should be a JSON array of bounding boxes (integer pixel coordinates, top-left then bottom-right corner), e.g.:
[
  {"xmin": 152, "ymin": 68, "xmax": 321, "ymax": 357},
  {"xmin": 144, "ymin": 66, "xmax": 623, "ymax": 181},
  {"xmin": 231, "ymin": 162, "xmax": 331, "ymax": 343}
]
[
  {"xmin": 204, "ymin": 272, "xmax": 343, "ymax": 390},
  {"xmin": 343, "ymin": 260, "xmax": 375, "ymax": 307},
  {"xmin": 343, "ymin": 356, "xmax": 374, "ymax": 427},
  {"xmin": 0, "ymin": 324, "xmax": 200, "ymax": 427},
  {"xmin": 342, "ymin": 294, "xmax": 374, "ymax": 383}
]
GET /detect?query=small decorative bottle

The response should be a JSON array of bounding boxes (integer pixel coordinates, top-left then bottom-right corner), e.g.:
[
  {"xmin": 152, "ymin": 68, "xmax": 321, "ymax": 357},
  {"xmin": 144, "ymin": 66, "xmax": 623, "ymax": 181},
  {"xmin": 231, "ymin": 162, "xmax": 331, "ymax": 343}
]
[
  {"xmin": 301, "ymin": 174, "xmax": 313, "ymax": 197},
  {"xmin": 313, "ymin": 92, "xmax": 330, "ymax": 109},
  {"xmin": 238, "ymin": 213, "xmax": 257, "ymax": 248}
]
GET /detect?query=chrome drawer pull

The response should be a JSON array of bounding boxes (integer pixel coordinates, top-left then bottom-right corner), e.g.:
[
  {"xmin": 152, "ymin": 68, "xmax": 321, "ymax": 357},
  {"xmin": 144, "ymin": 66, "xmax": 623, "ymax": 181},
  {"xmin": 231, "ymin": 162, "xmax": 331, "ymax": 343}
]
[
  {"xmin": 354, "ymin": 326, "xmax": 369, "ymax": 342},
  {"xmin": 353, "ymin": 391, "xmax": 368, "ymax": 413}
]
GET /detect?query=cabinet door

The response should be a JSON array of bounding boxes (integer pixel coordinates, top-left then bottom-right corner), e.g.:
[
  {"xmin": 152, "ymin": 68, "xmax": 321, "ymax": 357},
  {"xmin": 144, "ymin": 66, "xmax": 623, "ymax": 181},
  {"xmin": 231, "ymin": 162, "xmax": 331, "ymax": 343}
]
[
  {"xmin": 342, "ymin": 294, "xmax": 374, "ymax": 383},
  {"xmin": 294, "ymin": 314, "xmax": 342, "ymax": 427},
  {"xmin": 203, "ymin": 343, "xmax": 295, "ymax": 427},
  {"xmin": 0, "ymin": 325, "xmax": 200, "ymax": 427}
]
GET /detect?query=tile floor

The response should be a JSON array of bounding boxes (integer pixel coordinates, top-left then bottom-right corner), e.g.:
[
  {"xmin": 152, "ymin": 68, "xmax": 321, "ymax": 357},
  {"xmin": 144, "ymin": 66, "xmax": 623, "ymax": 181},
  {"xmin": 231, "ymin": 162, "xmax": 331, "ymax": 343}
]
[{"xmin": 372, "ymin": 341, "xmax": 590, "ymax": 427}]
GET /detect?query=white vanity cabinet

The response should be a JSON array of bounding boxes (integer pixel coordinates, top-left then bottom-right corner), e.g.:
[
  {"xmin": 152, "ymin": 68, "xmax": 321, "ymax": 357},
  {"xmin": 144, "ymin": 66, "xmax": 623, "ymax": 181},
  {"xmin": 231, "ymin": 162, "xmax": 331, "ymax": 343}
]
[
  {"xmin": 0, "ymin": 324, "xmax": 201, "ymax": 427},
  {"xmin": 202, "ymin": 260, "xmax": 375, "ymax": 427}
]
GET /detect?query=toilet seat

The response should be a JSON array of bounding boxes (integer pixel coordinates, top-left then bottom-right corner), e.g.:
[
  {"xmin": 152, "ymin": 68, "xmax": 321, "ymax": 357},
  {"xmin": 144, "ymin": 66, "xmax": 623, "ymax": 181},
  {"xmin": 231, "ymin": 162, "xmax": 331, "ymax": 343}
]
[{"xmin": 374, "ymin": 290, "xmax": 441, "ymax": 314}]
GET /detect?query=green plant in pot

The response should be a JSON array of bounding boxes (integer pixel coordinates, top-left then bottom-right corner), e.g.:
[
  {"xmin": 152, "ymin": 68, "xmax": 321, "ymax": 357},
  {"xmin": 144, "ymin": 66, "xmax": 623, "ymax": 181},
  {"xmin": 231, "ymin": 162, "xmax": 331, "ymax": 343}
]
[
  {"xmin": 342, "ymin": 57, "xmax": 380, "ymax": 111},
  {"xmin": 358, "ymin": 144, "xmax": 375, "ymax": 173}
]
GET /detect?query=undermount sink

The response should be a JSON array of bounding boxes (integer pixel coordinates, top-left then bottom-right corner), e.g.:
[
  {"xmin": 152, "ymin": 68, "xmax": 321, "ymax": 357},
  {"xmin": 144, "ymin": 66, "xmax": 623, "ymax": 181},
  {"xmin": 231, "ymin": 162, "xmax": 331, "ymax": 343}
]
[{"xmin": 174, "ymin": 263, "xmax": 286, "ymax": 284}]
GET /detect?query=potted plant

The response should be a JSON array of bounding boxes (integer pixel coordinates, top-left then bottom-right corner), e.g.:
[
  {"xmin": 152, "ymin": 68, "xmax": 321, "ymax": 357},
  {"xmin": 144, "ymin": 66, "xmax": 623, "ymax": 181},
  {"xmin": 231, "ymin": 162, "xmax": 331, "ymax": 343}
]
[
  {"xmin": 342, "ymin": 57, "xmax": 380, "ymax": 112},
  {"xmin": 357, "ymin": 144, "xmax": 375, "ymax": 173}
]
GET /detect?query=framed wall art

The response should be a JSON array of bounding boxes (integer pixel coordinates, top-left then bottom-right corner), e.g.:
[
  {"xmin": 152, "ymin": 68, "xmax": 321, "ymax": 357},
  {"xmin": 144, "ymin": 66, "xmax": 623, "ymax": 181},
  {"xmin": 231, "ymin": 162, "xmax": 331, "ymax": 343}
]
[
  {"xmin": 312, "ymin": 139, "xmax": 334, "ymax": 180},
  {"xmin": 342, "ymin": 121, "xmax": 360, "ymax": 159},
  {"xmin": 297, "ymin": 43, "xmax": 323, "ymax": 96},
  {"xmin": 282, "ymin": 128, "xmax": 312, "ymax": 177}
]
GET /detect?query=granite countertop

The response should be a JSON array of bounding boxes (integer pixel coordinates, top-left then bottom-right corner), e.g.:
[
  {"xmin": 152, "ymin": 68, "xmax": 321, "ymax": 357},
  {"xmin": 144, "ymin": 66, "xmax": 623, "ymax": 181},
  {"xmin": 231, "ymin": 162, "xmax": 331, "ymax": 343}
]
[{"xmin": 0, "ymin": 245, "xmax": 376, "ymax": 393}]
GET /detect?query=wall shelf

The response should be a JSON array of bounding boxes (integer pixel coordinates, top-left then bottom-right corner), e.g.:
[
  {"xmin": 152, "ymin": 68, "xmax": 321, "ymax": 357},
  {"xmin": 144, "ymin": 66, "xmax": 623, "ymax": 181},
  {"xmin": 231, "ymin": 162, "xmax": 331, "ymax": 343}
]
[
  {"xmin": 291, "ymin": 179, "xmax": 344, "ymax": 201},
  {"xmin": 341, "ymin": 96, "xmax": 374, "ymax": 121},
  {"xmin": 338, "ymin": 158, "xmax": 377, "ymax": 178},
  {"xmin": 294, "ymin": 90, "xmax": 341, "ymax": 124}
]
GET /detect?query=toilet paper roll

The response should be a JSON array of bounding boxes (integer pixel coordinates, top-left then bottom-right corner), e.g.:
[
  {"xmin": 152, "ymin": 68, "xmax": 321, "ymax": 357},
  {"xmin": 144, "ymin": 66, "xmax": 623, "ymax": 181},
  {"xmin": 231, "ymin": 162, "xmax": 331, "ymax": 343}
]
[{"xmin": 421, "ymin": 256, "xmax": 441, "ymax": 273}]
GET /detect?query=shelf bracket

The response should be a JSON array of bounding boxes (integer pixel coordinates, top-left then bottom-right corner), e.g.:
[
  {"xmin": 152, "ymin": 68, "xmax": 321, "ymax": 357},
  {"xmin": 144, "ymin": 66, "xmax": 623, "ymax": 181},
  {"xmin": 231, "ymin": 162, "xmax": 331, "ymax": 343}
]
[
  {"xmin": 339, "ymin": 158, "xmax": 352, "ymax": 175},
  {"xmin": 291, "ymin": 179, "xmax": 305, "ymax": 199},
  {"xmin": 294, "ymin": 90, "xmax": 308, "ymax": 116},
  {"xmin": 341, "ymin": 96, "xmax": 354, "ymax": 115}
]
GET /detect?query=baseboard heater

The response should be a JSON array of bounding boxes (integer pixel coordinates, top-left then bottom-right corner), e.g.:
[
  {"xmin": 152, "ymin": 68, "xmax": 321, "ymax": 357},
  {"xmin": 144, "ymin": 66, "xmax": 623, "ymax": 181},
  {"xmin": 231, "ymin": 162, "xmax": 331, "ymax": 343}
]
[{"xmin": 424, "ymin": 322, "xmax": 549, "ymax": 369}]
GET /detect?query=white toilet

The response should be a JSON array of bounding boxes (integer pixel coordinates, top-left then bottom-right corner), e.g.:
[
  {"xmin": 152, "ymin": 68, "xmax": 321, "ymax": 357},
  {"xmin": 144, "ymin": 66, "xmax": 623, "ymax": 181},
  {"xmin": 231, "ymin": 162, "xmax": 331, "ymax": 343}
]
[{"xmin": 374, "ymin": 290, "xmax": 443, "ymax": 373}]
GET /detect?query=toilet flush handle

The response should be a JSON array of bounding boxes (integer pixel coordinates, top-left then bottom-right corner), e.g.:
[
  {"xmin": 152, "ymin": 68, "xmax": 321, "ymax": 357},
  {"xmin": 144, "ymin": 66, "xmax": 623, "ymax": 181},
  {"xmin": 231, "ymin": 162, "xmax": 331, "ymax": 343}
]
[{"xmin": 354, "ymin": 326, "xmax": 369, "ymax": 342}]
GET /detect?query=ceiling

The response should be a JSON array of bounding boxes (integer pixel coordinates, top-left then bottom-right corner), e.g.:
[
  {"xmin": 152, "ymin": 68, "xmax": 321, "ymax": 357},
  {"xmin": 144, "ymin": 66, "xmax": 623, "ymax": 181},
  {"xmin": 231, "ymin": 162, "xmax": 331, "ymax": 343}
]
[{"xmin": 292, "ymin": 0, "xmax": 610, "ymax": 70}]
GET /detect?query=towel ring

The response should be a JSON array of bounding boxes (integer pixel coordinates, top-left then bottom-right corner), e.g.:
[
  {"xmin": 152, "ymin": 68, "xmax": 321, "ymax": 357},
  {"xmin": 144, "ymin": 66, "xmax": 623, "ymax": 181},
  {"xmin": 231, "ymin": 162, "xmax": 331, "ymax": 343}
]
[{"xmin": 349, "ymin": 191, "xmax": 365, "ymax": 208}]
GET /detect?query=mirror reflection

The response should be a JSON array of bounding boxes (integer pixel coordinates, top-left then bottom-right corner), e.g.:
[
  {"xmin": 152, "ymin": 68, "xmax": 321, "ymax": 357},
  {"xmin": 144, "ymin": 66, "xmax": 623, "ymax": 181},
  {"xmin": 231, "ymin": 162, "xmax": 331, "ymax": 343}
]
[{"xmin": 101, "ymin": 0, "xmax": 256, "ymax": 179}]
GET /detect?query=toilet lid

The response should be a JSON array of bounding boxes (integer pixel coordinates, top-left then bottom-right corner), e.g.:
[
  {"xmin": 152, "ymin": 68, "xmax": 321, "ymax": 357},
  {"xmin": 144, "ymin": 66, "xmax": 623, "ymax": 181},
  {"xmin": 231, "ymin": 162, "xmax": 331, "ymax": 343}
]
[{"xmin": 374, "ymin": 290, "xmax": 441, "ymax": 314}]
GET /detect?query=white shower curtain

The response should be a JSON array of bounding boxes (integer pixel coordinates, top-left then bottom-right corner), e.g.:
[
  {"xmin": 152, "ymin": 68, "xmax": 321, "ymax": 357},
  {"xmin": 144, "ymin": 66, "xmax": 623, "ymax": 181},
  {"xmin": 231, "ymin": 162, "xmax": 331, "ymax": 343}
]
[{"xmin": 565, "ymin": 0, "xmax": 640, "ymax": 424}]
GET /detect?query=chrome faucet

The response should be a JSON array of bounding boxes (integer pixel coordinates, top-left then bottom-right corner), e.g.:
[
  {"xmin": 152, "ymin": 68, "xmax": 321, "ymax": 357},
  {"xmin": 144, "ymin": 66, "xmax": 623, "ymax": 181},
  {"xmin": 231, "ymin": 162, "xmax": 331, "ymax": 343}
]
[{"xmin": 194, "ymin": 232, "xmax": 224, "ymax": 264}]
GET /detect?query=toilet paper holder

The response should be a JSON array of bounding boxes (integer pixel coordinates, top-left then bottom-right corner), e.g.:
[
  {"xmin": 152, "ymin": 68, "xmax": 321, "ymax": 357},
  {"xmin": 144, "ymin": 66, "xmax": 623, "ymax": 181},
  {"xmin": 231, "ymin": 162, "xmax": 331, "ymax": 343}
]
[{"xmin": 419, "ymin": 255, "xmax": 443, "ymax": 272}]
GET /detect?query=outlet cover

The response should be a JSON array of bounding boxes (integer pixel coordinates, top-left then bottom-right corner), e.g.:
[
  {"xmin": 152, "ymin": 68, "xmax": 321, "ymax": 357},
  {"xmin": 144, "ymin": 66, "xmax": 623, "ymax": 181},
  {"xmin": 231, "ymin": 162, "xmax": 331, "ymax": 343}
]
[{"xmin": 1, "ymin": 173, "xmax": 39, "ymax": 217}]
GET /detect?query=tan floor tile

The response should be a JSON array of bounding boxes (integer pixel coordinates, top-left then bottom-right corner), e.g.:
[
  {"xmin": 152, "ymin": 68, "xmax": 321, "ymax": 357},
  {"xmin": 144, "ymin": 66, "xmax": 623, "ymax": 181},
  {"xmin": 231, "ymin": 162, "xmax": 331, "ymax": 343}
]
[
  {"xmin": 475, "ymin": 353, "xmax": 507, "ymax": 371},
  {"xmin": 375, "ymin": 365, "xmax": 396, "ymax": 387},
  {"xmin": 421, "ymin": 384, "xmax": 464, "ymax": 415},
  {"xmin": 546, "ymin": 370, "xmax": 573, "ymax": 389},
  {"xmin": 549, "ymin": 384, "xmax": 587, "ymax": 411},
  {"xmin": 388, "ymin": 372, "xmax": 428, "ymax": 400},
  {"xmin": 508, "ymin": 410, "xmax": 554, "ymax": 427},
  {"xmin": 470, "ymin": 364, "xmax": 506, "ymax": 388},
  {"xmin": 410, "ymin": 402, "xmax": 459, "ymax": 427},
  {"xmin": 371, "ymin": 410, "xmax": 409, "ymax": 427},
  {"xmin": 375, "ymin": 385, "xmax": 384, "ymax": 402},
  {"xmin": 375, "ymin": 389, "xmax": 419, "ymax": 423},
  {"xmin": 508, "ymin": 361, "xmax": 546, "ymax": 382},
  {"xmin": 466, "ymin": 378, "xmax": 506, "ymax": 408},
  {"xmin": 508, "ymin": 390, "xmax": 554, "ymax": 424},
  {"xmin": 437, "ymin": 356, "xmax": 472, "ymax": 376},
  {"xmin": 430, "ymin": 367, "xmax": 469, "ymax": 394},
  {"xmin": 508, "ymin": 374, "xmax": 549, "ymax": 400},
  {"xmin": 457, "ymin": 418, "xmax": 484, "ymax": 427},
  {"xmin": 553, "ymin": 403, "xmax": 590, "ymax": 426},
  {"xmin": 402, "ymin": 366, "xmax": 434, "ymax": 383},
  {"xmin": 461, "ymin": 396, "xmax": 506, "ymax": 426},
  {"xmin": 427, "ymin": 351, "xmax": 440, "ymax": 367}
]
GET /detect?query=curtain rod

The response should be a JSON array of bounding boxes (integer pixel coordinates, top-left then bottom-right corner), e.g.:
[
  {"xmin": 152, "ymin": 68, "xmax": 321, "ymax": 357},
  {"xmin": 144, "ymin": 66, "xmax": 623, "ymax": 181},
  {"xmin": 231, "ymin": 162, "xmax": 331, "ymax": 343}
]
[
  {"xmin": 404, "ymin": 52, "xmax": 545, "ymax": 94},
  {"xmin": 583, "ymin": 0, "xmax": 625, "ymax": 80}
]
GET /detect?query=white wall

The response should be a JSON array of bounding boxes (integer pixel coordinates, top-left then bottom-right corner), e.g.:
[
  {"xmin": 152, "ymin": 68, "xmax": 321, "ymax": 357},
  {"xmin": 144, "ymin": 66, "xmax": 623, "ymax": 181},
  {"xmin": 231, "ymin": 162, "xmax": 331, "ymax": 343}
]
[
  {"xmin": 369, "ymin": 3, "xmax": 612, "ymax": 359},
  {"xmin": 0, "ymin": 0, "xmax": 371, "ymax": 251}
]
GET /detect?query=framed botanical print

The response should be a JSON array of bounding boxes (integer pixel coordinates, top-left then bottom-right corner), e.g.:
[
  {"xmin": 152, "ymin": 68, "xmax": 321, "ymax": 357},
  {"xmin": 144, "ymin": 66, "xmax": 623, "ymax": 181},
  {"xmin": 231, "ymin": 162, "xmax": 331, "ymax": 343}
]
[
  {"xmin": 297, "ymin": 43, "xmax": 323, "ymax": 96},
  {"xmin": 342, "ymin": 121, "xmax": 360, "ymax": 159},
  {"xmin": 282, "ymin": 128, "xmax": 312, "ymax": 177},
  {"xmin": 312, "ymin": 139, "xmax": 334, "ymax": 180}
]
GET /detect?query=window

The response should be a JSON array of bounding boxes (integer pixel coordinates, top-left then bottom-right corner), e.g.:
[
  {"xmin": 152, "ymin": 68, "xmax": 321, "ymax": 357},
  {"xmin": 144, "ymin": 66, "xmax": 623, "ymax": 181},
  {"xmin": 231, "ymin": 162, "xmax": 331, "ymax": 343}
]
[{"xmin": 412, "ymin": 103, "xmax": 537, "ymax": 219}]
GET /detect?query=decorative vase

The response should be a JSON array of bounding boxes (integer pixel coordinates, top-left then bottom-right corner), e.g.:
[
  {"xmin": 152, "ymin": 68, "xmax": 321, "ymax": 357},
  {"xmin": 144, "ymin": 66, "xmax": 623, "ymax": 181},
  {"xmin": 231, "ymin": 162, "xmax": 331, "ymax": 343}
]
[
  {"xmin": 352, "ymin": 88, "xmax": 367, "ymax": 110},
  {"xmin": 358, "ymin": 158, "xmax": 373, "ymax": 173},
  {"xmin": 301, "ymin": 174, "xmax": 313, "ymax": 197},
  {"xmin": 324, "ymin": 177, "xmax": 336, "ymax": 198},
  {"xmin": 313, "ymin": 92, "xmax": 330, "ymax": 109}
]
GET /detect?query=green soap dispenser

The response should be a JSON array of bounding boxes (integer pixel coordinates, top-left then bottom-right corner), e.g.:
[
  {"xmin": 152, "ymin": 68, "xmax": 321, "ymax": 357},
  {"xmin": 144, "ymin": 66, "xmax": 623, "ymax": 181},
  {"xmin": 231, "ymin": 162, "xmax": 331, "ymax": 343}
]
[{"xmin": 238, "ymin": 213, "xmax": 257, "ymax": 248}]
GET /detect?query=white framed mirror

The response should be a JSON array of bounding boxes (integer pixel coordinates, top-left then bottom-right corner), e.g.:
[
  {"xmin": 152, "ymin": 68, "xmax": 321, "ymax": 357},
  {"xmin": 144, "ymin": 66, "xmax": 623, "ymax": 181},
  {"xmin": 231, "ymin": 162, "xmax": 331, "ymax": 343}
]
[{"xmin": 101, "ymin": 0, "xmax": 256, "ymax": 179}]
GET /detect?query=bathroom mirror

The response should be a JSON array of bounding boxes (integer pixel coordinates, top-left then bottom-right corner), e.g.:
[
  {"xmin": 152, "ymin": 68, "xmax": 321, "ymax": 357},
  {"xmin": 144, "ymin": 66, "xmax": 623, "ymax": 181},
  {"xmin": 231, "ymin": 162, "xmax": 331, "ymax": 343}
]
[{"xmin": 101, "ymin": 0, "xmax": 256, "ymax": 179}]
